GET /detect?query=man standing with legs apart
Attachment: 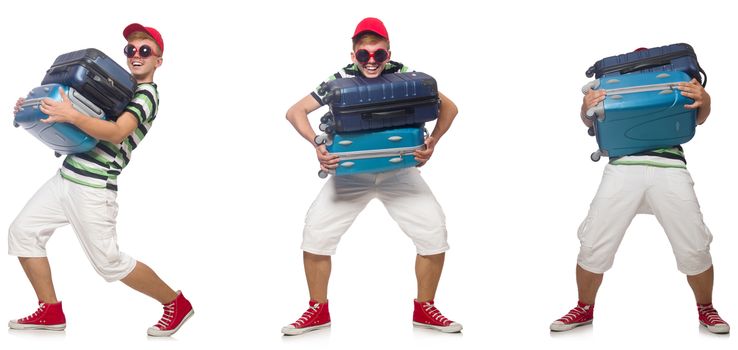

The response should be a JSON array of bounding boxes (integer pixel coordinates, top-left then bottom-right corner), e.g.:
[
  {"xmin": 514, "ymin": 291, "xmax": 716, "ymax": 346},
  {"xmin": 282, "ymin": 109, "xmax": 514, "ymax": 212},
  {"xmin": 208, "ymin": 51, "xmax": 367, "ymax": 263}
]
[
  {"xmin": 282, "ymin": 17, "xmax": 461, "ymax": 335},
  {"xmin": 551, "ymin": 56, "xmax": 728, "ymax": 333}
]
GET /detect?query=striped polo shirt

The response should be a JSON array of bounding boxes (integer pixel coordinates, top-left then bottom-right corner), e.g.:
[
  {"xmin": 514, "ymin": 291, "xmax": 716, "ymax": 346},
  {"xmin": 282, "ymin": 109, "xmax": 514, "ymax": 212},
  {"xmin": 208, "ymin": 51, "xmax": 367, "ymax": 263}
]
[
  {"xmin": 60, "ymin": 83, "xmax": 159, "ymax": 191},
  {"xmin": 311, "ymin": 61, "xmax": 410, "ymax": 105},
  {"xmin": 609, "ymin": 146, "xmax": 687, "ymax": 169}
]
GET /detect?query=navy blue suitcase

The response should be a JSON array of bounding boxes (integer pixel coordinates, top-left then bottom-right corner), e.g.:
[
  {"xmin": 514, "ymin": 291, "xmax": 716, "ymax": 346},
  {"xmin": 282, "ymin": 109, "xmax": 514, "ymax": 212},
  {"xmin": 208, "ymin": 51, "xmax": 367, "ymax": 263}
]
[
  {"xmin": 585, "ymin": 43, "xmax": 706, "ymax": 86},
  {"xmin": 316, "ymin": 126, "xmax": 425, "ymax": 178},
  {"xmin": 41, "ymin": 48, "xmax": 136, "ymax": 118},
  {"xmin": 14, "ymin": 84, "xmax": 106, "ymax": 156},
  {"xmin": 320, "ymin": 72, "xmax": 440, "ymax": 133},
  {"xmin": 582, "ymin": 71, "xmax": 696, "ymax": 161}
]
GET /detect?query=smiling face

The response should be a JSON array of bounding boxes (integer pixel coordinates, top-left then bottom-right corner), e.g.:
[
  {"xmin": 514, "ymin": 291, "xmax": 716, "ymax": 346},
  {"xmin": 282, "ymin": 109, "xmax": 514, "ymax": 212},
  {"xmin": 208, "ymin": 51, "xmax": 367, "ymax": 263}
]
[
  {"xmin": 125, "ymin": 37, "xmax": 162, "ymax": 83},
  {"xmin": 351, "ymin": 37, "xmax": 390, "ymax": 78}
]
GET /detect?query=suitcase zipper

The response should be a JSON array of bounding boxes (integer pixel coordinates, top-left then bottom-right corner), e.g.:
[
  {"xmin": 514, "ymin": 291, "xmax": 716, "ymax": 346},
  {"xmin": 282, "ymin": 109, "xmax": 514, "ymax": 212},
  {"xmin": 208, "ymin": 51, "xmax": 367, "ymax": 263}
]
[
  {"xmin": 332, "ymin": 145, "xmax": 424, "ymax": 161},
  {"xmin": 332, "ymin": 97, "xmax": 439, "ymax": 115}
]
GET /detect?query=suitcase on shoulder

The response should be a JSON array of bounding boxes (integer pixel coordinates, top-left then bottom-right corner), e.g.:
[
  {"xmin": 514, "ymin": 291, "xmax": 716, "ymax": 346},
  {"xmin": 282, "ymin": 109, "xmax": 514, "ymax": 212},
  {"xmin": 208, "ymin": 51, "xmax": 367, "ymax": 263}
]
[
  {"xmin": 41, "ymin": 48, "xmax": 136, "ymax": 118},
  {"xmin": 14, "ymin": 84, "xmax": 106, "ymax": 156},
  {"xmin": 320, "ymin": 72, "xmax": 440, "ymax": 133},
  {"xmin": 582, "ymin": 71, "xmax": 696, "ymax": 161},
  {"xmin": 316, "ymin": 126, "xmax": 426, "ymax": 177},
  {"xmin": 585, "ymin": 43, "xmax": 706, "ymax": 86}
]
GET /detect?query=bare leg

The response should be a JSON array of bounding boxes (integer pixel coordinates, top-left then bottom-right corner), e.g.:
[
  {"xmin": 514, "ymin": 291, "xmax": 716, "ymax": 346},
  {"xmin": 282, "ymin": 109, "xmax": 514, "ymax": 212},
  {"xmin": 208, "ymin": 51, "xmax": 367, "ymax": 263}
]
[
  {"xmin": 687, "ymin": 265, "xmax": 714, "ymax": 305},
  {"xmin": 18, "ymin": 257, "xmax": 58, "ymax": 303},
  {"xmin": 304, "ymin": 252, "xmax": 331, "ymax": 303},
  {"xmin": 120, "ymin": 261, "xmax": 178, "ymax": 304},
  {"xmin": 416, "ymin": 253, "xmax": 445, "ymax": 302},
  {"xmin": 577, "ymin": 265, "xmax": 603, "ymax": 305}
]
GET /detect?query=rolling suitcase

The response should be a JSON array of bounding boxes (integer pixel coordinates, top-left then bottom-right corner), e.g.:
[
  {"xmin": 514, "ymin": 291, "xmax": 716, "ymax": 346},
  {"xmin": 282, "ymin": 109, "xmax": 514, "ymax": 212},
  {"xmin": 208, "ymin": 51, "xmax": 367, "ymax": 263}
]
[
  {"xmin": 585, "ymin": 43, "xmax": 706, "ymax": 86},
  {"xmin": 41, "ymin": 48, "xmax": 136, "ymax": 118},
  {"xmin": 319, "ymin": 72, "xmax": 440, "ymax": 133},
  {"xmin": 14, "ymin": 84, "xmax": 106, "ymax": 156},
  {"xmin": 316, "ymin": 126, "xmax": 426, "ymax": 177},
  {"xmin": 582, "ymin": 71, "xmax": 696, "ymax": 161}
]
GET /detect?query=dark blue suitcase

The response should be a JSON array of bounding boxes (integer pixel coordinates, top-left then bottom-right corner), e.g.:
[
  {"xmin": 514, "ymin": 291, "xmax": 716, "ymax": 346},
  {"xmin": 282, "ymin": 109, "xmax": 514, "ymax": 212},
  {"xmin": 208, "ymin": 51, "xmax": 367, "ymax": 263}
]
[
  {"xmin": 41, "ymin": 48, "xmax": 136, "ymax": 118},
  {"xmin": 585, "ymin": 43, "xmax": 706, "ymax": 86},
  {"xmin": 320, "ymin": 72, "xmax": 440, "ymax": 133},
  {"xmin": 316, "ymin": 126, "xmax": 425, "ymax": 177},
  {"xmin": 582, "ymin": 71, "xmax": 696, "ymax": 161},
  {"xmin": 14, "ymin": 84, "xmax": 106, "ymax": 156}
]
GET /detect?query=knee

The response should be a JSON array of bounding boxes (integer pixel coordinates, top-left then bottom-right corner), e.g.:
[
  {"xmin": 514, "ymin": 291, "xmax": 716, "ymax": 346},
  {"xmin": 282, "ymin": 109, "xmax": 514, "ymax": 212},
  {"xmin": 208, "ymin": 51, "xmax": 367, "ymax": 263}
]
[{"xmin": 90, "ymin": 252, "xmax": 136, "ymax": 282}]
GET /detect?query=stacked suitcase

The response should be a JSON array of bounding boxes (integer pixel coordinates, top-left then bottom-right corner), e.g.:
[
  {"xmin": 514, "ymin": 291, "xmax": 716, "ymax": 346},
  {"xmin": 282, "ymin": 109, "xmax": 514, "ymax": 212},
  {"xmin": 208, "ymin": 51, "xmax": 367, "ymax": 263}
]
[
  {"xmin": 582, "ymin": 43, "xmax": 705, "ymax": 161},
  {"xmin": 14, "ymin": 48, "xmax": 136, "ymax": 156},
  {"xmin": 314, "ymin": 72, "xmax": 440, "ymax": 177}
]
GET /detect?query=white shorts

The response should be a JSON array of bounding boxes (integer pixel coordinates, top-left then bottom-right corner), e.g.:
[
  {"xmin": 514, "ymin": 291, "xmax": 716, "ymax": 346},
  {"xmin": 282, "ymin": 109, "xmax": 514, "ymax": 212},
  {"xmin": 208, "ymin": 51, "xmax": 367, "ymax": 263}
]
[
  {"xmin": 577, "ymin": 164, "xmax": 713, "ymax": 275},
  {"xmin": 8, "ymin": 173, "xmax": 136, "ymax": 282},
  {"xmin": 302, "ymin": 168, "xmax": 449, "ymax": 256}
]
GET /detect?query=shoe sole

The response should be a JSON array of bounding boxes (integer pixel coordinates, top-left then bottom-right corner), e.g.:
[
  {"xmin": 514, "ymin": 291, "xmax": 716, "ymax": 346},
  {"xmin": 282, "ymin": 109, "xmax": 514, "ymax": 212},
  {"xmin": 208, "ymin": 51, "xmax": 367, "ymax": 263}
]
[
  {"xmin": 550, "ymin": 319, "xmax": 592, "ymax": 332},
  {"xmin": 700, "ymin": 321, "xmax": 730, "ymax": 334},
  {"xmin": 281, "ymin": 322, "xmax": 331, "ymax": 335},
  {"xmin": 147, "ymin": 309, "xmax": 195, "ymax": 337},
  {"xmin": 8, "ymin": 321, "xmax": 66, "ymax": 331},
  {"xmin": 413, "ymin": 321, "xmax": 463, "ymax": 333}
]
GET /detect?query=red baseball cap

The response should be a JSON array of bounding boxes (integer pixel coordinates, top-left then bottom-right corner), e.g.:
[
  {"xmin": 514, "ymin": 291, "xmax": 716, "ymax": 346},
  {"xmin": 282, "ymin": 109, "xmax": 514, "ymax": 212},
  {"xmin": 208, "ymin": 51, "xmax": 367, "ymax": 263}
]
[
  {"xmin": 123, "ymin": 23, "xmax": 164, "ymax": 54},
  {"xmin": 352, "ymin": 17, "xmax": 389, "ymax": 41}
]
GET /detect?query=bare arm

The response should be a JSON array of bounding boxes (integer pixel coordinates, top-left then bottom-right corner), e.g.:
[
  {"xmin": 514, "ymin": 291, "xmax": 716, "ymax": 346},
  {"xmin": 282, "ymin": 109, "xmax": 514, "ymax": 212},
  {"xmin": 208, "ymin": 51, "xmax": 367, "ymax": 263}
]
[
  {"xmin": 38, "ymin": 87, "xmax": 137, "ymax": 144},
  {"xmin": 414, "ymin": 92, "xmax": 458, "ymax": 166},
  {"xmin": 285, "ymin": 94, "xmax": 339, "ymax": 171},
  {"xmin": 580, "ymin": 89, "xmax": 606, "ymax": 128},
  {"xmin": 678, "ymin": 79, "xmax": 711, "ymax": 125}
]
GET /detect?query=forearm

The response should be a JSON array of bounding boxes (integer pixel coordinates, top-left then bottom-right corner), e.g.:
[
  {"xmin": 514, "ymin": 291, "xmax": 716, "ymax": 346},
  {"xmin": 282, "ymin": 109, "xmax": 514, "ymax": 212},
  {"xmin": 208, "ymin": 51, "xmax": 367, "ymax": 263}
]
[
  {"xmin": 286, "ymin": 109, "xmax": 319, "ymax": 147},
  {"xmin": 430, "ymin": 93, "xmax": 458, "ymax": 142},
  {"xmin": 696, "ymin": 102, "xmax": 711, "ymax": 125},
  {"xmin": 72, "ymin": 113, "xmax": 131, "ymax": 144},
  {"xmin": 580, "ymin": 107, "xmax": 594, "ymax": 128}
]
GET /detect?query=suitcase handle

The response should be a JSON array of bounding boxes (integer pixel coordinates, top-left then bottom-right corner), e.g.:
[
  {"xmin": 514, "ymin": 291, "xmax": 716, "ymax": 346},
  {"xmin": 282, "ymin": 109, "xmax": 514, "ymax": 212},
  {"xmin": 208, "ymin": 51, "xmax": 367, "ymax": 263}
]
[{"xmin": 363, "ymin": 109, "xmax": 412, "ymax": 120}]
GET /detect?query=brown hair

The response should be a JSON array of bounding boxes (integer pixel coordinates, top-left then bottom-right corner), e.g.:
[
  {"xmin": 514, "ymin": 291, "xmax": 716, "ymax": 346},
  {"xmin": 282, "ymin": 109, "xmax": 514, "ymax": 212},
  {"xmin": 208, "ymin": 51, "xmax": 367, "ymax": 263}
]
[
  {"xmin": 126, "ymin": 31, "xmax": 162, "ymax": 55},
  {"xmin": 352, "ymin": 33, "xmax": 390, "ymax": 50}
]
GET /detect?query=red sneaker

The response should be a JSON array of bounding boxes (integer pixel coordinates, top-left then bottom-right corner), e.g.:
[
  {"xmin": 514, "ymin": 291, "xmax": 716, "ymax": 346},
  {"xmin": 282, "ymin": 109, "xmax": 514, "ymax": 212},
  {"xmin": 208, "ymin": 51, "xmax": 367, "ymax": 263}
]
[
  {"xmin": 413, "ymin": 299, "xmax": 462, "ymax": 333},
  {"xmin": 550, "ymin": 301, "xmax": 593, "ymax": 331},
  {"xmin": 281, "ymin": 300, "xmax": 331, "ymax": 335},
  {"xmin": 8, "ymin": 301, "xmax": 66, "ymax": 331},
  {"xmin": 147, "ymin": 291, "xmax": 194, "ymax": 337},
  {"xmin": 698, "ymin": 303, "xmax": 730, "ymax": 334}
]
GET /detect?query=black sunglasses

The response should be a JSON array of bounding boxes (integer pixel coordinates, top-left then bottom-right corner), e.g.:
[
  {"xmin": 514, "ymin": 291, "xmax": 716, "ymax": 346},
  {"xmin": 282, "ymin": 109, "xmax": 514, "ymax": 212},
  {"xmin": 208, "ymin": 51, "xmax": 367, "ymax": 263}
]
[
  {"xmin": 124, "ymin": 44, "xmax": 157, "ymax": 58},
  {"xmin": 355, "ymin": 48, "xmax": 389, "ymax": 64}
]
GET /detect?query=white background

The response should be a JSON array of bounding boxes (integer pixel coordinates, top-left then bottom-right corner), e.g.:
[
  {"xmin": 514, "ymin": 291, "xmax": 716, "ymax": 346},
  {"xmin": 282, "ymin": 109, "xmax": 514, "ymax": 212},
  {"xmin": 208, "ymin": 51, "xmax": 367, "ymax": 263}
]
[{"xmin": 0, "ymin": 0, "xmax": 736, "ymax": 349}]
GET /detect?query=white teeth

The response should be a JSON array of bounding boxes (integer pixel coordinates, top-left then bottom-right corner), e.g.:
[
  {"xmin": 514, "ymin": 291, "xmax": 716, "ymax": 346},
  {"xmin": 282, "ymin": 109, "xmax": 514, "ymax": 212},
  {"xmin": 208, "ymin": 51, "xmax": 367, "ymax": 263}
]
[{"xmin": 132, "ymin": 62, "xmax": 143, "ymax": 67}]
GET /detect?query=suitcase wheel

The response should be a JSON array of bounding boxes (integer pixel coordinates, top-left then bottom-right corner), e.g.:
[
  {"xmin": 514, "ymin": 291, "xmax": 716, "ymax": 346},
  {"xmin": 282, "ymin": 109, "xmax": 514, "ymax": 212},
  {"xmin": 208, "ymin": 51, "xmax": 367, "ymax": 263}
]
[
  {"xmin": 318, "ymin": 170, "xmax": 329, "ymax": 179},
  {"xmin": 54, "ymin": 152, "xmax": 62, "ymax": 158},
  {"xmin": 590, "ymin": 151, "xmax": 601, "ymax": 162},
  {"xmin": 320, "ymin": 113, "xmax": 333, "ymax": 124},
  {"xmin": 324, "ymin": 125, "xmax": 334, "ymax": 134},
  {"xmin": 314, "ymin": 134, "xmax": 327, "ymax": 145},
  {"xmin": 587, "ymin": 127, "xmax": 595, "ymax": 136},
  {"xmin": 13, "ymin": 121, "xmax": 19, "ymax": 128}
]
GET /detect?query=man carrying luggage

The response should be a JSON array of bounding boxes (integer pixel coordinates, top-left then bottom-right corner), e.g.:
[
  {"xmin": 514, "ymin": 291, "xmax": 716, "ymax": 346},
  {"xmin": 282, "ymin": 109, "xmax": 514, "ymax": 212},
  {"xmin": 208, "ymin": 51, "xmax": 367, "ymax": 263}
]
[
  {"xmin": 282, "ymin": 17, "xmax": 462, "ymax": 335},
  {"xmin": 550, "ymin": 56, "xmax": 729, "ymax": 333},
  {"xmin": 8, "ymin": 23, "xmax": 194, "ymax": 337}
]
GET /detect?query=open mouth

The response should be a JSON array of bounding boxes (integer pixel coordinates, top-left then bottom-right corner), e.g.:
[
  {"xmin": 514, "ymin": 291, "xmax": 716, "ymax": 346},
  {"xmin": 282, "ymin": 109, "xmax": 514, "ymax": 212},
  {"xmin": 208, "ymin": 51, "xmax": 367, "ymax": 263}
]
[
  {"xmin": 131, "ymin": 61, "xmax": 144, "ymax": 67},
  {"xmin": 362, "ymin": 64, "xmax": 380, "ymax": 74}
]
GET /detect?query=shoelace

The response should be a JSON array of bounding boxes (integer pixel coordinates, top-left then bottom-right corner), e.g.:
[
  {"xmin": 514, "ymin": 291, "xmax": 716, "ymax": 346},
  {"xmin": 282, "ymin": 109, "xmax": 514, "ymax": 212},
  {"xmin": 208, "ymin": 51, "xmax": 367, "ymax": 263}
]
[
  {"xmin": 558, "ymin": 305, "xmax": 590, "ymax": 323},
  {"xmin": 699, "ymin": 305, "xmax": 726, "ymax": 325},
  {"xmin": 154, "ymin": 302, "xmax": 176, "ymax": 329},
  {"xmin": 21, "ymin": 303, "xmax": 46, "ymax": 322},
  {"xmin": 294, "ymin": 304, "xmax": 320, "ymax": 327},
  {"xmin": 422, "ymin": 302, "xmax": 451, "ymax": 325}
]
